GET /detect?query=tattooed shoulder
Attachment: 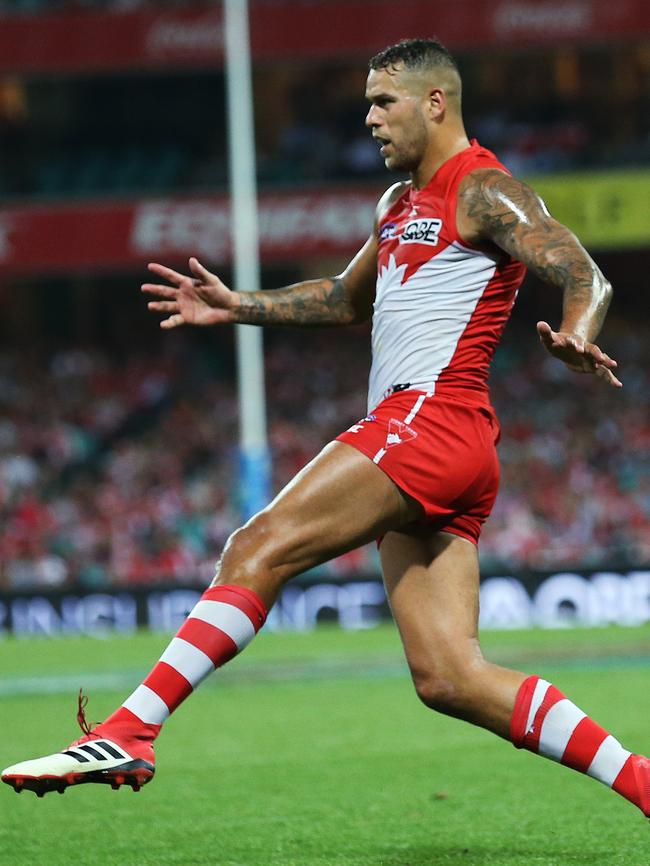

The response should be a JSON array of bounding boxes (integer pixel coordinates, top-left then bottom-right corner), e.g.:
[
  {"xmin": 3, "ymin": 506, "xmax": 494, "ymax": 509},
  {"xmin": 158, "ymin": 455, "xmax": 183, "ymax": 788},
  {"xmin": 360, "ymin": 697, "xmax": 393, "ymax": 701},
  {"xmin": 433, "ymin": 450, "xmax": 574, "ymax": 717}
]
[
  {"xmin": 457, "ymin": 168, "xmax": 607, "ymax": 301},
  {"xmin": 458, "ymin": 169, "xmax": 551, "ymax": 246}
]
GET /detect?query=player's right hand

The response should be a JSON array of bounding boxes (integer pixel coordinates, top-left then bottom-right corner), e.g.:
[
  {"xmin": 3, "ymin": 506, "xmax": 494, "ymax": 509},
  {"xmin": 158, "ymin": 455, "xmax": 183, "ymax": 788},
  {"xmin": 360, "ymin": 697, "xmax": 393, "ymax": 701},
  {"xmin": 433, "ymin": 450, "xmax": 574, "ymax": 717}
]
[
  {"xmin": 141, "ymin": 258, "xmax": 239, "ymax": 328},
  {"xmin": 536, "ymin": 321, "xmax": 622, "ymax": 388}
]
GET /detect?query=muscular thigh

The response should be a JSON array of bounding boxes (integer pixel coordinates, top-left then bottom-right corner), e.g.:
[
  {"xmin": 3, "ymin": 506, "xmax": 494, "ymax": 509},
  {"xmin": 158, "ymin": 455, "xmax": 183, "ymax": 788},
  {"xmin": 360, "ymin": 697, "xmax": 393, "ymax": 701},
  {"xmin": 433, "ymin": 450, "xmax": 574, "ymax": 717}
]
[
  {"xmin": 218, "ymin": 441, "xmax": 423, "ymax": 595},
  {"xmin": 380, "ymin": 529, "xmax": 482, "ymax": 680}
]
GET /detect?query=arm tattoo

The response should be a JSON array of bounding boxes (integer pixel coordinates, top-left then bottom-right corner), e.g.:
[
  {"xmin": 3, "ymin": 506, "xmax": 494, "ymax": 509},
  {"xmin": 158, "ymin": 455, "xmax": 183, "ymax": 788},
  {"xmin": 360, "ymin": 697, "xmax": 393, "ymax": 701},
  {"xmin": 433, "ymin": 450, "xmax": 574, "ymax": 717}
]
[
  {"xmin": 460, "ymin": 170, "xmax": 612, "ymax": 340},
  {"xmin": 232, "ymin": 277, "xmax": 358, "ymax": 327}
]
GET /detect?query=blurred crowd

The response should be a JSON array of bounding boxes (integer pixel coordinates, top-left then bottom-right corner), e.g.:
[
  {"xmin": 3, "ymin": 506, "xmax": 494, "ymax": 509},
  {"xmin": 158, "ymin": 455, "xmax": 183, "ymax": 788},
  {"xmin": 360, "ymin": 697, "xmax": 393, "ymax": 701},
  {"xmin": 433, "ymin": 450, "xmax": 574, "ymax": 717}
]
[
  {"xmin": 0, "ymin": 29, "xmax": 648, "ymax": 201},
  {"xmin": 0, "ymin": 332, "xmax": 372, "ymax": 590},
  {"xmin": 481, "ymin": 320, "xmax": 650, "ymax": 571},
  {"xmin": 1, "ymin": 85, "xmax": 647, "ymax": 201},
  {"xmin": 1, "ymin": 320, "xmax": 648, "ymax": 591}
]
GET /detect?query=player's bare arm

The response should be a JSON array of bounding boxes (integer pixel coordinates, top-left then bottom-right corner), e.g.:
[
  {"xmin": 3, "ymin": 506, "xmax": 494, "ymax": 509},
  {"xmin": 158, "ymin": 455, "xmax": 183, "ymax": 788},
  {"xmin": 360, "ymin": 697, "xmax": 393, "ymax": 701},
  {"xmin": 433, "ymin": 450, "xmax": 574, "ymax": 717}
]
[
  {"xmin": 220, "ymin": 182, "xmax": 407, "ymax": 326},
  {"xmin": 142, "ymin": 235, "xmax": 377, "ymax": 330},
  {"xmin": 141, "ymin": 183, "xmax": 411, "ymax": 331},
  {"xmin": 457, "ymin": 169, "xmax": 621, "ymax": 387}
]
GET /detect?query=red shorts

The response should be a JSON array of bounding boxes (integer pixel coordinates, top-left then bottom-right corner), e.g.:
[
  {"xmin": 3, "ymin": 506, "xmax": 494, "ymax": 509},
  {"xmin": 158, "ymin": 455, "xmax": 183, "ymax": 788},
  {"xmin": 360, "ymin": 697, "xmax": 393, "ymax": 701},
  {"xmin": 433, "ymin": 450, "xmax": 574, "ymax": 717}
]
[{"xmin": 336, "ymin": 390, "xmax": 500, "ymax": 545}]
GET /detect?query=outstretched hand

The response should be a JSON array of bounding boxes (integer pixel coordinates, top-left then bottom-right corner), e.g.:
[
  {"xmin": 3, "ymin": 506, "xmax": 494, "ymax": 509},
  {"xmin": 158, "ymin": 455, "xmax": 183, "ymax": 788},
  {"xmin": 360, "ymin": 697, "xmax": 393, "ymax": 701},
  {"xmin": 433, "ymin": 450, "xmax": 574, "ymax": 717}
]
[
  {"xmin": 536, "ymin": 321, "xmax": 622, "ymax": 388},
  {"xmin": 141, "ymin": 258, "xmax": 239, "ymax": 329}
]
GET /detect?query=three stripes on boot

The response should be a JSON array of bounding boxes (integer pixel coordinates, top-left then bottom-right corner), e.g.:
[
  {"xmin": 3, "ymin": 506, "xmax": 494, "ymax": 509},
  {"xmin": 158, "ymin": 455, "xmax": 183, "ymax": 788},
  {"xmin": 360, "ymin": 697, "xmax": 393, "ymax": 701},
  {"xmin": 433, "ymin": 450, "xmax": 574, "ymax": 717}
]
[{"xmin": 63, "ymin": 741, "xmax": 129, "ymax": 764}]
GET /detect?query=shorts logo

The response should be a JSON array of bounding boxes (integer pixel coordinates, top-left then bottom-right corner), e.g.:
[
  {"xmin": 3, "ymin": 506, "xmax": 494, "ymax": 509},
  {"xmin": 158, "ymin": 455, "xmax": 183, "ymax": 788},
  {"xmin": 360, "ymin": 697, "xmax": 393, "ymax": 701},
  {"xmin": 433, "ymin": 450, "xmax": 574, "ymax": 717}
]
[
  {"xmin": 400, "ymin": 218, "xmax": 442, "ymax": 246},
  {"xmin": 347, "ymin": 414, "xmax": 377, "ymax": 434},
  {"xmin": 385, "ymin": 418, "xmax": 418, "ymax": 448}
]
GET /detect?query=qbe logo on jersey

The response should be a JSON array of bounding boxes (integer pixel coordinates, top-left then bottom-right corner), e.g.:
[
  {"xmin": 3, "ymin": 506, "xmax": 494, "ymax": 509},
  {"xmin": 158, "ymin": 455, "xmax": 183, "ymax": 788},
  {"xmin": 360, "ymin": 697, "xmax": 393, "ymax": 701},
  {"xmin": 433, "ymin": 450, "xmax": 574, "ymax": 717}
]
[{"xmin": 400, "ymin": 217, "xmax": 443, "ymax": 246}]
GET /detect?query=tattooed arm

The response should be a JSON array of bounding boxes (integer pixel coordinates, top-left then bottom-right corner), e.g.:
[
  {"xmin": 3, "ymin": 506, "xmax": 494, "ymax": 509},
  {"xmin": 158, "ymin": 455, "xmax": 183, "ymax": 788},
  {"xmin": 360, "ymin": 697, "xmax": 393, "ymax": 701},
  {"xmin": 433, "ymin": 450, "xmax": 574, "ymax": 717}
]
[
  {"xmin": 141, "ymin": 184, "xmax": 408, "ymax": 330},
  {"xmin": 141, "ymin": 238, "xmax": 377, "ymax": 330},
  {"xmin": 233, "ymin": 235, "xmax": 378, "ymax": 327},
  {"xmin": 457, "ymin": 169, "xmax": 621, "ymax": 387}
]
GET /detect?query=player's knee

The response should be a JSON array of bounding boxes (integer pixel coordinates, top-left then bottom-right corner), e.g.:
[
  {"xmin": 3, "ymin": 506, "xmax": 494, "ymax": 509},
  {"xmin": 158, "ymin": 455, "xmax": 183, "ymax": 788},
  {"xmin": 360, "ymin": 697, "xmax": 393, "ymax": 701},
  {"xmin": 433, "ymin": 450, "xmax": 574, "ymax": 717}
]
[
  {"xmin": 410, "ymin": 657, "xmax": 480, "ymax": 715},
  {"xmin": 412, "ymin": 671, "xmax": 460, "ymax": 713},
  {"xmin": 221, "ymin": 513, "xmax": 275, "ymax": 576},
  {"xmin": 218, "ymin": 510, "xmax": 296, "ymax": 588}
]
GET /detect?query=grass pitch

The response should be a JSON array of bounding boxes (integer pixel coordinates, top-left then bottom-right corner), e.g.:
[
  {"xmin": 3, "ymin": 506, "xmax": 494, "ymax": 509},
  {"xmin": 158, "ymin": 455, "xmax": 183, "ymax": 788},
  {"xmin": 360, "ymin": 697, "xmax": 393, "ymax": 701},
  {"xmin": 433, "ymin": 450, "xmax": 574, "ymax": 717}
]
[{"xmin": 1, "ymin": 624, "xmax": 649, "ymax": 866}]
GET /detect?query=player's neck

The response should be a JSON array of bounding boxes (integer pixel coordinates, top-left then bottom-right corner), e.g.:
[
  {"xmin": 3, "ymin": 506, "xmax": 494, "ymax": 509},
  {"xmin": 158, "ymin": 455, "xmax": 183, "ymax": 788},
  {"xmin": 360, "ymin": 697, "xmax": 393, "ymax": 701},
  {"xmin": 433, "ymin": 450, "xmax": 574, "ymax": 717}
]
[{"xmin": 410, "ymin": 131, "xmax": 471, "ymax": 190}]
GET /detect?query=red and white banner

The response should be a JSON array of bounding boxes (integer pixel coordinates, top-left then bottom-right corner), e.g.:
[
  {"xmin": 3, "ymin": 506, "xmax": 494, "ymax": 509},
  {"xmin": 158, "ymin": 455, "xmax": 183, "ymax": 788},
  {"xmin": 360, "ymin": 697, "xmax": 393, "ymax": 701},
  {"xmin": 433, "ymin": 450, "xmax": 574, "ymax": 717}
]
[
  {"xmin": 0, "ymin": 188, "xmax": 380, "ymax": 276},
  {"xmin": 0, "ymin": 1, "xmax": 647, "ymax": 74}
]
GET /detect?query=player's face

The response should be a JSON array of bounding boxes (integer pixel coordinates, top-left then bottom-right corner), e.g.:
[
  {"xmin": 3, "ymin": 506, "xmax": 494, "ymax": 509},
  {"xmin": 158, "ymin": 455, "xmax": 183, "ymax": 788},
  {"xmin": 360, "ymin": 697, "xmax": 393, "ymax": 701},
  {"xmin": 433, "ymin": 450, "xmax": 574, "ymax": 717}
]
[{"xmin": 365, "ymin": 67, "xmax": 429, "ymax": 173}]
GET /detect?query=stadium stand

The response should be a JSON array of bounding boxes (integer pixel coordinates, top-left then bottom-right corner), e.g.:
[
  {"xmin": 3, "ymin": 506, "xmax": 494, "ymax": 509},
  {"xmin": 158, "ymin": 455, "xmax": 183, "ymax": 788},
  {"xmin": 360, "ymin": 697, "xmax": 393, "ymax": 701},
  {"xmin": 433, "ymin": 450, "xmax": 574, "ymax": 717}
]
[
  {"xmin": 1, "ymin": 312, "xmax": 648, "ymax": 590},
  {"xmin": 0, "ymin": 40, "xmax": 648, "ymax": 199}
]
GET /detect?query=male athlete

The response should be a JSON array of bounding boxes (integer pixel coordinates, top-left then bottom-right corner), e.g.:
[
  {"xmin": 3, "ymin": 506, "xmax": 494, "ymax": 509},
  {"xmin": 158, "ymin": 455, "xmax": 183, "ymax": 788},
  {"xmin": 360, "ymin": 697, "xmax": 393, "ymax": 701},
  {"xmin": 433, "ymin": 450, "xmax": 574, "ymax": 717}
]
[{"xmin": 3, "ymin": 38, "xmax": 649, "ymax": 817}]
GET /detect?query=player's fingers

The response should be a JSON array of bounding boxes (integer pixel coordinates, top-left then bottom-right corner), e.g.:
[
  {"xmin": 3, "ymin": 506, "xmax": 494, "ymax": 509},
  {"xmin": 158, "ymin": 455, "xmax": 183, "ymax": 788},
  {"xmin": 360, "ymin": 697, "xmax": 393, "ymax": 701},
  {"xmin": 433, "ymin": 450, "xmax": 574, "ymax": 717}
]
[
  {"xmin": 585, "ymin": 343, "xmax": 618, "ymax": 368},
  {"xmin": 536, "ymin": 321, "xmax": 556, "ymax": 347},
  {"xmin": 160, "ymin": 314, "xmax": 186, "ymax": 329},
  {"xmin": 595, "ymin": 364, "xmax": 623, "ymax": 388},
  {"xmin": 141, "ymin": 283, "xmax": 178, "ymax": 299},
  {"xmin": 148, "ymin": 301, "xmax": 179, "ymax": 313},
  {"xmin": 147, "ymin": 263, "xmax": 187, "ymax": 285},
  {"xmin": 188, "ymin": 257, "xmax": 214, "ymax": 281}
]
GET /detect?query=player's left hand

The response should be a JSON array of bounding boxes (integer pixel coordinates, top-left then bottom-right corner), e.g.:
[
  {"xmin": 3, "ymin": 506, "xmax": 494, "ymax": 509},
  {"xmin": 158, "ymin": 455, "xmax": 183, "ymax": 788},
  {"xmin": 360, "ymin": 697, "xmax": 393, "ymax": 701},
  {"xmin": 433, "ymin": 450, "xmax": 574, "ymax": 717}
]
[{"xmin": 536, "ymin": 321, "xmax": 622, "ymax": 388}]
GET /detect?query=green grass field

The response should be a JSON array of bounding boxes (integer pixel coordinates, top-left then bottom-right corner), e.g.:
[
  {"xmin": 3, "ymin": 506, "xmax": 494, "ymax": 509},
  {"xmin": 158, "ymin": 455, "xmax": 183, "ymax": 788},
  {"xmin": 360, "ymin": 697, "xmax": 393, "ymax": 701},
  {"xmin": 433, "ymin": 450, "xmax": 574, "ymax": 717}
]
[{"xmin": 1, "ymin": 624, "xmax": 649, "ymax": 866}]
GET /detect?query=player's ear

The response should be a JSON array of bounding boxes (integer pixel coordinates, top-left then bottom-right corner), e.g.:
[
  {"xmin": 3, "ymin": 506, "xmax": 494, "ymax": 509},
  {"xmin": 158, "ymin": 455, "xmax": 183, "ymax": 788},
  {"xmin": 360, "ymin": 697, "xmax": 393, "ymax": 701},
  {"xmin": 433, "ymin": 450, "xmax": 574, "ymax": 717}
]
[{"xmin": 427, "ymin": 88, "xmax": 445, "ymax": 120}]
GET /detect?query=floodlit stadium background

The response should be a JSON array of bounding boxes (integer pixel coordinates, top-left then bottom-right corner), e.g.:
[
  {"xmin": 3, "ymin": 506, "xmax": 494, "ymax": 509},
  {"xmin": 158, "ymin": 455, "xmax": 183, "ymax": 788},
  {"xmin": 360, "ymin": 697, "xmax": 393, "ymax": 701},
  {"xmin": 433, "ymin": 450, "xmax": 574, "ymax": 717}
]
[{"xmin": 0, "ymin": 0, "xmax": 649, "ymax": 637}]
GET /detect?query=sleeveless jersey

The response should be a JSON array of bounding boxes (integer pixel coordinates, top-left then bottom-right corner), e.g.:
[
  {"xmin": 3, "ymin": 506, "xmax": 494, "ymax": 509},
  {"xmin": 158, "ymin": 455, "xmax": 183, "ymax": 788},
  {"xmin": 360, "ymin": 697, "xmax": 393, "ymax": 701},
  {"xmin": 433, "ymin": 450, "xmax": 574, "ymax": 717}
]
[{"xmin": 368, "ymin": 140, "xmax": 526, "ymax": 411}]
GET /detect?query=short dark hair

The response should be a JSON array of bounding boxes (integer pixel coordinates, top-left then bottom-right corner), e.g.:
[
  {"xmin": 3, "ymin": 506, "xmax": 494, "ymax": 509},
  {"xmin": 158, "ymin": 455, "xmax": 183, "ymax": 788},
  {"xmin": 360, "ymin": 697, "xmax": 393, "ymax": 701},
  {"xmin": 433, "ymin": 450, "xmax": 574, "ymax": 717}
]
[{"xmin": 369, "ymin": 38, "xmax": 459, "ymax": 76}]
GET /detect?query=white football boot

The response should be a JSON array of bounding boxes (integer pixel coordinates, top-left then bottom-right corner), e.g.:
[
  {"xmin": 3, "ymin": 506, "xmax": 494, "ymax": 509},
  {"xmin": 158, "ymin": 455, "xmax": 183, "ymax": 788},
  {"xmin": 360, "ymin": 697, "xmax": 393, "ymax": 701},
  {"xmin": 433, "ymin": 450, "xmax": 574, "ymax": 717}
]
[{"xmin": 2, "ymin": 692, "xmax": 155, "ymax": 797}]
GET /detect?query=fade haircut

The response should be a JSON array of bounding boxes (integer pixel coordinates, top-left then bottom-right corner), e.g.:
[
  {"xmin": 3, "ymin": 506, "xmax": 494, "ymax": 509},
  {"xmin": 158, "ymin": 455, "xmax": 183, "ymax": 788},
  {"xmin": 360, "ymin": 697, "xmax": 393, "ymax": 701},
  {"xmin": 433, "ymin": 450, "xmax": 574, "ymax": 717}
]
[
  {"xmin": 369, "ymin": 38, "xmax": 461, "ymax": 108},
  {"xmin": 369, "ymin": 38, "xmax": 459, "ymax": 76}
]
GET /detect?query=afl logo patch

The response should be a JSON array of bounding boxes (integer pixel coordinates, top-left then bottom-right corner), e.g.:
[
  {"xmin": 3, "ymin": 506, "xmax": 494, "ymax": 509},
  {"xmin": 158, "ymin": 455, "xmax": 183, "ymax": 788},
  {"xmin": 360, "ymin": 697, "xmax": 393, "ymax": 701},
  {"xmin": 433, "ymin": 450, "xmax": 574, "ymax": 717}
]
[
  {"xmin": 379, "ymin": 222, "xmax": 397, "ymax": 241},
  {"xmin": 400, "ymin": 217, "xmax": 442, "ymax": 246}
]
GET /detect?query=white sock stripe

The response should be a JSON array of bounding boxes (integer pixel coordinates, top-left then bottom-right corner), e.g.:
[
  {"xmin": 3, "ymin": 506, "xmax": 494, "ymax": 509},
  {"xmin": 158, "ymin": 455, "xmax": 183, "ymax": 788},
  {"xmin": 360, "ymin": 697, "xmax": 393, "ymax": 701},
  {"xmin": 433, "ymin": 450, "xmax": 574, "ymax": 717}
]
[
  {"xmin": 123, "ymin": 684, "xmax": 170, "ymax": 725},
  {"xmin": 538, "ymin": 699, "xmax": 586, "ymax": 762},
  {"xmin": 189, "ymin": 600, "xmax": 256, "ymax": 650},
  {"xmin": 159, "ymin": 637, "xmax": 215, "ymax": 688},
  {"xmin": 526, "ymin": 678, "xmax": 552, "ymax": 734},
  {"xmin": 586, "ymin": 735, "xmax": 631, "ymax": 786}
]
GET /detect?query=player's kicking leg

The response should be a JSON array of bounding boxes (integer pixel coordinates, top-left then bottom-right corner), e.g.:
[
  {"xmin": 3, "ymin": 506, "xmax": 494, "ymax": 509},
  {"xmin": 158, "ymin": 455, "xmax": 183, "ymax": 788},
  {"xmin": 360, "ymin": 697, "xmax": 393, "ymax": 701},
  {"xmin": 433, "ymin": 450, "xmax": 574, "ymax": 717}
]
[
  {"xmin": 2, "ymin": 442, "xmax": 422, "ymax": 797},
  {"xmin": 380, "ymin": 528, "xmax": 650, "ymax": 818}
]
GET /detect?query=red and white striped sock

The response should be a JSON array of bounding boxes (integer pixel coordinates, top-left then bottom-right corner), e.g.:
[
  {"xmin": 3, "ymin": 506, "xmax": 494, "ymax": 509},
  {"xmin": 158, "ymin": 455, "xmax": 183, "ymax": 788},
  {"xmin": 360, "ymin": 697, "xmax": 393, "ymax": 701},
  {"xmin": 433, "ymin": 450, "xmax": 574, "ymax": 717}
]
[
  {"xmin": 511, "ymin": 675, "xmax": 650, "ymax": 816},
  {"xmin": 97, "ymin": 584, "xmax": 267, "ymax": 742}
]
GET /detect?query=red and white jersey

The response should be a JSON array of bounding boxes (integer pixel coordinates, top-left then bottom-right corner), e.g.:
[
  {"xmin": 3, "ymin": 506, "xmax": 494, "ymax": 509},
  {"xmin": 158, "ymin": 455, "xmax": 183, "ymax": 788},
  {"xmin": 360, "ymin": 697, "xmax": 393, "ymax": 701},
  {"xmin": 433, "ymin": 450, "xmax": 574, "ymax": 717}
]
[{"xmin": 368, "ymin": 140, "xmax": 526, "ymax": 411}]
